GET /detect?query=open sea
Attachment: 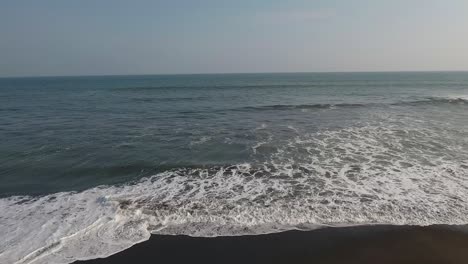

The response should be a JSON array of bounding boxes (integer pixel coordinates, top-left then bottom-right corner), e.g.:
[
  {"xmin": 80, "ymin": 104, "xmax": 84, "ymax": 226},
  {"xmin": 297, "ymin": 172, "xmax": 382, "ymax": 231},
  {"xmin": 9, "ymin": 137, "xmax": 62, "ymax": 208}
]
[{"xmin": 1, "ymin": 72, "xmax": 468, "ymax": 263}]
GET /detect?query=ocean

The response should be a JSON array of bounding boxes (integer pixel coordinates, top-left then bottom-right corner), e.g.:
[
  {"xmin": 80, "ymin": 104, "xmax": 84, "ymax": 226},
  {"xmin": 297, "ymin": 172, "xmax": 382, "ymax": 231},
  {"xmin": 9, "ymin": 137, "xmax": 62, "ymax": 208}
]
[{"xmin": 1, "ymin": 72, "xmax": 468, "ymax": 263}]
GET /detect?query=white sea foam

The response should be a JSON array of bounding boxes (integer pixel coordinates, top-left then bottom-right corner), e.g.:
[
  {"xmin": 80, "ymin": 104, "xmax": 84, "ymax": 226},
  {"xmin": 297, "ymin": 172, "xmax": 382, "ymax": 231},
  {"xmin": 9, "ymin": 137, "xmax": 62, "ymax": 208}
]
[
  {"xmin": 251, "ymin": 134, "xmax": 273, "ymax": 154},
  {"xmin": 255, "ymin": 123, "xmax": 267, "ymax": 130},
  {"xmin": 287, "ymin": 125, "xmax": 299, "ymax": 133},
  {"xmin": 1, "ymin": 123, "xmax": 468, "ymax": 264},
  {"xmin": 189, "ymin": 136, "xmax": 212, "ymax": 146}
]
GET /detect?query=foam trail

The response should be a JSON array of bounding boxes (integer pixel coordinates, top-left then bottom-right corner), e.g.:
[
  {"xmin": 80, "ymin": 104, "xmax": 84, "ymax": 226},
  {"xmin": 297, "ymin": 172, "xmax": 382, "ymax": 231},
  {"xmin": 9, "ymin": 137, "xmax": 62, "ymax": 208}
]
[{"xmin": 1, "ymin": 123, "xmax": 468, "ymax": 264}]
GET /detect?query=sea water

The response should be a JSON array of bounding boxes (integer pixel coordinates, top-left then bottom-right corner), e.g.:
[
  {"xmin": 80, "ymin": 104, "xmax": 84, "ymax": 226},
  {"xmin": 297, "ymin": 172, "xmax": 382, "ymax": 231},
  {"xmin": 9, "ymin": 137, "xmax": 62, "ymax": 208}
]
[{"xmin": 1, "ymin": 72, "xmax": 468, "ymax": 263}]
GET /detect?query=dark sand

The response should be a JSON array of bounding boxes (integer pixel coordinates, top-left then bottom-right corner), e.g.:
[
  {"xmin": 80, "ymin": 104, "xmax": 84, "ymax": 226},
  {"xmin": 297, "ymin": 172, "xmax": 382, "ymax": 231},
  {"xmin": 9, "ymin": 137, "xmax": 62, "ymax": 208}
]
[{"xmin": 77, "ymin": 225, "xmax": 468, "ymax": 264}]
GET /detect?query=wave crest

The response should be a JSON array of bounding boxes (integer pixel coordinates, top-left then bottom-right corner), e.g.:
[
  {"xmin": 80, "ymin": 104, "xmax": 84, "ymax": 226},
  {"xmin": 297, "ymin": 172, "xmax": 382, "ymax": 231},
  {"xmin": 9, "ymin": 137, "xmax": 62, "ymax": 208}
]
[{"xmin": 233, "ymin": 97, "xmax": 468, "ymax": 112}]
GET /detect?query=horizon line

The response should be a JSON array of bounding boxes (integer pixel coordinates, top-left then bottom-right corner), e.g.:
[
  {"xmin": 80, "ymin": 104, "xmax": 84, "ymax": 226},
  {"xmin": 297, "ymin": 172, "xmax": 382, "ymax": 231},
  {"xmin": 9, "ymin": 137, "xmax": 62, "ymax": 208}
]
[{"xmin": 1, "ymin": 70, "xmax": 468, "ymax": 79}]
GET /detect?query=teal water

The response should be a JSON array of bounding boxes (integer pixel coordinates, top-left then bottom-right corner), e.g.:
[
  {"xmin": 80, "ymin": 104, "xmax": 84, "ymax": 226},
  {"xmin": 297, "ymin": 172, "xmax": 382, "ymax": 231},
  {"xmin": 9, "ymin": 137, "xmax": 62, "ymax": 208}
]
[{"xmin": 1, "ymin": 72, "xmax": 468, "ymax": 263}]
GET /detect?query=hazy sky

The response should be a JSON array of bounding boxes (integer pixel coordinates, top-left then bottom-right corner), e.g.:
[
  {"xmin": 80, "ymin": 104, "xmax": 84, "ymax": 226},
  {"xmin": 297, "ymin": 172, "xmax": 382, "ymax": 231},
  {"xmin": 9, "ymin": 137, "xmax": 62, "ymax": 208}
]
[{"xmin": 1, "ymin": 0, "xmax": 468, "ymax": 77}]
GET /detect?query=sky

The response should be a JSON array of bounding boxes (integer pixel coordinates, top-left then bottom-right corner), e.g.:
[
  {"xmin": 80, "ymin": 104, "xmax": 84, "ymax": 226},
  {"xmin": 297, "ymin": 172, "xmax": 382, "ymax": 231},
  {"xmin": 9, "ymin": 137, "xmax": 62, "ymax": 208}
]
[{"xmin": 1, "ymin": 0, "xmax": 468, "ymax": 77}]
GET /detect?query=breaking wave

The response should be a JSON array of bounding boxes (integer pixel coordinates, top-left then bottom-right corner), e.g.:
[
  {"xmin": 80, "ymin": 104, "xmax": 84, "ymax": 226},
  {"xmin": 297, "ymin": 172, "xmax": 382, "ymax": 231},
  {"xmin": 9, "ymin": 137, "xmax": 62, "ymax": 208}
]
[
  {"xmin": 1, "ymin": 123, "xmax": 468, "ymax": 264},
  {"xmin": 232, "ymin": 97, "xmax": 468, "ymax": 112},
  {"xmin": 397, "ymin": 96, "xmax": 468, "ymax": 106}
]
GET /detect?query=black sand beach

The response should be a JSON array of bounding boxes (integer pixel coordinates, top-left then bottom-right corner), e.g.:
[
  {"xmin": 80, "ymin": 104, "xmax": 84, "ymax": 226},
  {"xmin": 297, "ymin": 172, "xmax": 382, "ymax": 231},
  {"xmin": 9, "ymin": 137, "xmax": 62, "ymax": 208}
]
[{"xmin": 77, "ymin": 225, "xmax": 468, "ymax": 264}]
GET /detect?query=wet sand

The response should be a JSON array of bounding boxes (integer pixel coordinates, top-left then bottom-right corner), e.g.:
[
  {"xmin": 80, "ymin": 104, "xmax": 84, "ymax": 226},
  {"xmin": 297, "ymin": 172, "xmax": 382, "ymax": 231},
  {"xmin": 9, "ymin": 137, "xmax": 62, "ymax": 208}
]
[{"xmin": 77, "ymin": 225, "xmax": 468, "ymax": 264}]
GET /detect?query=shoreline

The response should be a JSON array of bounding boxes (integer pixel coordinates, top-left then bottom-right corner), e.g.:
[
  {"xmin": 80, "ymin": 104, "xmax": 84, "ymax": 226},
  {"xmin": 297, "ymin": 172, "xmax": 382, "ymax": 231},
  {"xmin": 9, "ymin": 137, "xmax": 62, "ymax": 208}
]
[{"xmin": 76, "ymin": 225, "xmax": 468, "ymax": 264}]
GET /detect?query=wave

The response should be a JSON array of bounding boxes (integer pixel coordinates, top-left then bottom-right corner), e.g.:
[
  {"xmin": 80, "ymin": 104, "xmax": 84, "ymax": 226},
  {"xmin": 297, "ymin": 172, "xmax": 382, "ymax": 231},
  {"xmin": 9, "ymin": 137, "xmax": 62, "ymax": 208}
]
[
  {"xmin": 130, "ymin": 96, "xmax": 210, "ymax": 102},
  {"xmin": 396, "ymin": 97, "xmax": 468, "ymax": 106},
  {"xmin": 236, "ymin": 103, "xmax": 366, "ymax": 111},
  {"xmin": 1, "ymin": 123, "xmax": 468, "ymax": 264},
  {"xmin": 233, "ymin": 97, "xmax": 468, "ymax": 112},
  {"xmin": 0, "ymin": 107, "xmax": 22, "ymax": 112}
]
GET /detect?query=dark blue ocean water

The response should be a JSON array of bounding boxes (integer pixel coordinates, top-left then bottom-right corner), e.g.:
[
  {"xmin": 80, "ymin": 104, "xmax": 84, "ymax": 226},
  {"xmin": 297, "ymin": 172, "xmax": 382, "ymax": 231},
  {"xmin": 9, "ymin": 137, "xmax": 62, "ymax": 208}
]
[{"xmin": 1, "ymin": 72, "xmax": 468, "ymax": 263}]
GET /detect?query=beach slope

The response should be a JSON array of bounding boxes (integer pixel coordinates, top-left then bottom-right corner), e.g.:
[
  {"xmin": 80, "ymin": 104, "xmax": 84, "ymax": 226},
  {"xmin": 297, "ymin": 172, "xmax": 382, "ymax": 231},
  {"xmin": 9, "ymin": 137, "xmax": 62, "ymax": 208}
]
[{"xmin": 77, "ymin": 225, "xmax": 468, "ymax": 264}]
